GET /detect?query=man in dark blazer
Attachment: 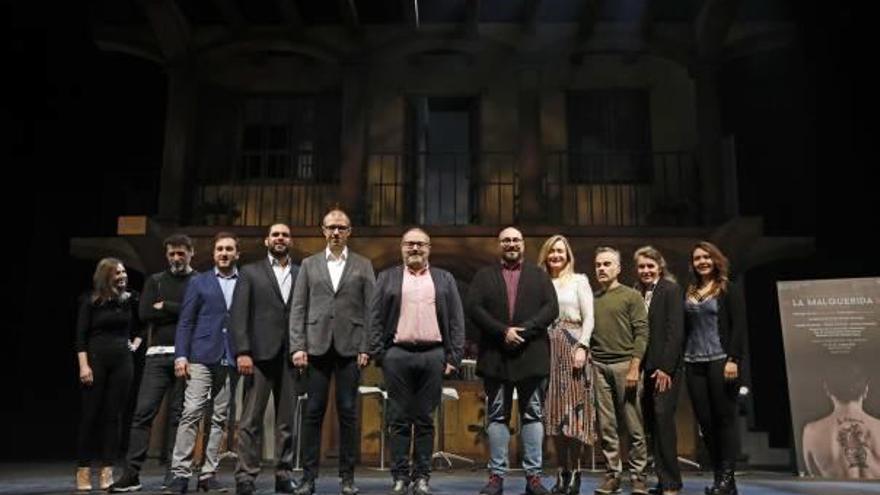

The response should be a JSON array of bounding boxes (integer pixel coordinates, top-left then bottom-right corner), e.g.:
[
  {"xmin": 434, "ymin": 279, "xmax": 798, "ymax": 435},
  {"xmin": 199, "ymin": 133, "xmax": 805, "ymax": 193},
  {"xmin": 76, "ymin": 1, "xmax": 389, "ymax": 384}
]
[
  {"xmin": 633, "ymin": 246, "xmax": 685, "ymax": 495},
  {"xmin": 232, "ymin": 223, "xmax": 301, "ymax": 495},
  {"xmin": 288, "ymin": 208, "xmax": 375, "ymax": 495},
  {"xmin": 467, "ymin": 227, "xmax": 559, "ymax": 495},
  {"xmin": 165, "ymin": 232, "xmax": 241, "ymax": 494},
  {"xmin": 369, "ymin": 228, "xmax": 465, "ymax": 495}
]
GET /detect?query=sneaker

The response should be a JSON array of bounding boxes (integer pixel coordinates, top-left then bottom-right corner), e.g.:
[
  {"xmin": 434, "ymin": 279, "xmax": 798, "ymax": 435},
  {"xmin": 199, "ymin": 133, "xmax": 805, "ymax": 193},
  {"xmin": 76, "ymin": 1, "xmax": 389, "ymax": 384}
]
[
  {"xmin": 341, "ymin": 478, "xmax": 360, "ymax": 495},
  {"xmin": 525, "ymin": 475, "xmax": 549, "ymax": 495},
  {"xmin": 109, "ymin": 469, "xmax": 142, "ymax": 492},
  {"xmin": 412, "ymin": 478, "xmax": 431, "ymax": 495},
  {"xmin": 390, "ymin": 479, "xmax": 410, "ymax": 495},
  {"xmin": 593, "ymin": 474, "xmax": 621, "ymax": 495},
  {"xmin": 631, "ymin": 476, "xmax": 649, "ymax": 495},
  {"xmin": 479, "ymin": 474, "xmax": 504, "ymax": 495}
]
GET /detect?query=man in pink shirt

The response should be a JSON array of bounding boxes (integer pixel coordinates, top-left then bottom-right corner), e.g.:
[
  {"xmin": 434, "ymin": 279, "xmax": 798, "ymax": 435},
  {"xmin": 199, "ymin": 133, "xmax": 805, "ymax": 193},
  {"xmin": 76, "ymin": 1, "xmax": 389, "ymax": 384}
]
[{"xmin": 369, "ymin": 228, "xmax": 466, "ymax": 495}]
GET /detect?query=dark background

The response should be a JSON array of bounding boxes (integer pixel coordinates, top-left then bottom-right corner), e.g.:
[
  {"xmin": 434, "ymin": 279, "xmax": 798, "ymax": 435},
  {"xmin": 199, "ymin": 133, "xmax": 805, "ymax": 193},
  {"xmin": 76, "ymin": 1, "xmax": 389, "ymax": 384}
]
[{"xmin": 5, "ymin": 1, "xmax": 870, "ymax": 463}]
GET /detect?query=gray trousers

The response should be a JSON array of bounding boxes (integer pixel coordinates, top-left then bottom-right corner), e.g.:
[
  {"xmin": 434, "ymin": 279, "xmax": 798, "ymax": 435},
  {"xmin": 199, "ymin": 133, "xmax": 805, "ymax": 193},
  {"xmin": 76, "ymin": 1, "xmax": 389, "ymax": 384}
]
[
  {"xmin": 593, "ymin": 360, "xmax": 647, "ymax": 477},
  {"xmin": 171, "ymin": 363, "xmax": 231, "ymax": 479},
  {"xmin": 235, "ymin": 353, "xmax": 300, "ymax": 483}
]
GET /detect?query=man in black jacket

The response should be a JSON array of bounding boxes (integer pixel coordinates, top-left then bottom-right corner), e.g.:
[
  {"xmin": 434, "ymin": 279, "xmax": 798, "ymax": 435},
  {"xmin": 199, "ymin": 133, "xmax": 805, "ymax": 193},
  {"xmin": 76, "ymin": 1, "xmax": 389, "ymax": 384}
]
[
  {"xmin": 231, "ymin": 223, "xmax": 301, "ymax": 495},
  {"xmin": 110, "ymin": 234, "xmax": 197, "ymax": 493},
  {"xmin": 369, "ymin": 228, "xmax": 465, "ymax": 495},
  {"xmin": 634, "ymin": 246, "xmax": 685, "ymax": 495},
  {"xmin": 467, "ymin": 227, "xmax": 559, "ymax": 495}
]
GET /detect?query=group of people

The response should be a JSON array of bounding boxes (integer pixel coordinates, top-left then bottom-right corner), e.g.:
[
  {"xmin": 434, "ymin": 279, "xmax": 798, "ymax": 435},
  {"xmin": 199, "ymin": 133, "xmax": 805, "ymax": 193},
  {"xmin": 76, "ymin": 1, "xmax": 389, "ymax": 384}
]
[{"xmin": 75, "ymin": 207, "xmax": 745, "ymax": 495}]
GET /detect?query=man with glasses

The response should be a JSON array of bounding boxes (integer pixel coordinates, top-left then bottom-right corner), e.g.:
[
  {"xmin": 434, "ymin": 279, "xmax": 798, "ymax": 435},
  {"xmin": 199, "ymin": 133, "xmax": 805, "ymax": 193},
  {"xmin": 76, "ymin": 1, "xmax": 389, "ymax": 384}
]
[
  {"xmin": 289, "ymin": 208, "xmax": 375, "ymax": 495},
  {"xmin": 467, "ymin": 227, "xmax": 559, "ymax": 495},
  {"xmin": 368, "ymin": 228, "xmax": 465, "ymax": 495}
]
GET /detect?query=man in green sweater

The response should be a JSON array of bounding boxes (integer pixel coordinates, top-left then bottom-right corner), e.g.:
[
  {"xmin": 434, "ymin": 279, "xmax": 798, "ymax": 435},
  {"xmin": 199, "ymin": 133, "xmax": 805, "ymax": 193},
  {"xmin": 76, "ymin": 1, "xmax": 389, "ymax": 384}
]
[{"xmin": 590, "ymin": 247, "xmax": 649, "ymax": 495}]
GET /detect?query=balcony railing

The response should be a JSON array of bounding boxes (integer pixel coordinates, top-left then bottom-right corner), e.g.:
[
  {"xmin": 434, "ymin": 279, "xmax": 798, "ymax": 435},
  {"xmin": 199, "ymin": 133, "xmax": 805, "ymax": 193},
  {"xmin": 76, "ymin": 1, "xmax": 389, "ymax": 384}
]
[
  {"xmin": 189, "ymin": 150, "xmax": 700, "ymax": 228},
  {"xmin": 543, "ymin": 150, "xmax": 700, "ymax": 226},
  {"xmin": 365, "ymin": 151, "xmax": 518, "ymax": 227}
]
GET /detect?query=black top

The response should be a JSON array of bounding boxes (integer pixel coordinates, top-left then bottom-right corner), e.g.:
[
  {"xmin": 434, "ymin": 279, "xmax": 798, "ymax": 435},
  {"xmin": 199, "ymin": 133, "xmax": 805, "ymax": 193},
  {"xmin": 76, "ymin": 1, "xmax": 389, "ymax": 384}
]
[
  {"xmin": 139, "ymin": 270, "xmax": 197, "ymax": 347},
  {"xmin": 641, "ymin": 278, "xmax": 686, "ymax": 374},
  {"xmin": 75, "ymin": 291, "xmax": 140, "ymax": 352}
]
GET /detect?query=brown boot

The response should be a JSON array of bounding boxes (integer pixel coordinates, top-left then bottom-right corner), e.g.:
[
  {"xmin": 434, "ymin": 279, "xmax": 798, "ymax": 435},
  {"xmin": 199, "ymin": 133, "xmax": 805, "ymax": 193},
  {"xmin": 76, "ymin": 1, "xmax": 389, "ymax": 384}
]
[
  {"xmin": 99, "ymin": 466, "xmax": 114, "ymax": 490},
  {"xmin": 76, "ymin": 467, "xmax": 92, "ymax": 491}
]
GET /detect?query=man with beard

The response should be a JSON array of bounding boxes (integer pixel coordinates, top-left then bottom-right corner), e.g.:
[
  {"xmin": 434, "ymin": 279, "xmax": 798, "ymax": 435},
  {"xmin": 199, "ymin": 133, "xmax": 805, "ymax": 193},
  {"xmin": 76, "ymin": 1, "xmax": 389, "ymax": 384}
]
[
  {"xmin": 289, "ymin": 208, "xmax": 375, "ymax": 495},
  {"xmin": 368, "ymin": 228, "xmax": 465, "ymax": 495},
  {"xmin": 232, "ymin": 223, "xmax": 302, "ymax": 495},
  {"xmin": 467, "ymin": 227, "xmax": 559, "ymax": 495},
  {"xmin": 110, "ymin": 234, "xmax": 199, "ymax": 493}
]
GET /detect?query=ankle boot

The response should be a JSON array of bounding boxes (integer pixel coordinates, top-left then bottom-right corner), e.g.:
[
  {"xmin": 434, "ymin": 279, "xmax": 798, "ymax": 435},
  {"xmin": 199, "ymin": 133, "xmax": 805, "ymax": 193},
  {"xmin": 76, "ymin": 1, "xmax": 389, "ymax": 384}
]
[
  {"xmin": 567, "ymin": 471, "xmax": 581, "ymax": 495},
  {"xmin": 99, "ymin": 466, "xmax": 114, "ymax": 490},
  {"xmin": 711, "ymin": 469, "xmax": 737, "ymax": 495},
  {"xmin": 551, "ymin": 470, "xmax": 571, "ymax": 494},
  {"xmin": 76, "ymin": 467, "xmax": 92, "ymax": 491},
  {"xmin": 704, "ymin": 471, "xmax": 721, "ymax": 495}
]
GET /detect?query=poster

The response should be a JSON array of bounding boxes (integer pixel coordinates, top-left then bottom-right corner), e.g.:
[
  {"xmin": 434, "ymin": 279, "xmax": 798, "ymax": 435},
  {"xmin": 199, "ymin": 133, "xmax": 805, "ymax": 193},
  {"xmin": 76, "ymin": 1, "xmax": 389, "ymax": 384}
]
[{"xmin": 778, "ymin": 277, "xmax": 880, "ymax": 479}]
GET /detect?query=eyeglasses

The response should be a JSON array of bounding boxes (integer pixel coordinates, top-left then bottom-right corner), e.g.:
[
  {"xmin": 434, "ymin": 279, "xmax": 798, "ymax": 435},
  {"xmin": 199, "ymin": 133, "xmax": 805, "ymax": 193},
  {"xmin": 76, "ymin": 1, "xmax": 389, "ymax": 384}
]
[
  {"xmin": 500, "ymin": 237, "xmax": 523, "ymax": 245},
  {"xmin": 323, "ymin": 225, "xmax": 351, "ymax": 232},
  {"xmin": 402, "ymin": 241, "xmax": 430, "ymax": 249}
]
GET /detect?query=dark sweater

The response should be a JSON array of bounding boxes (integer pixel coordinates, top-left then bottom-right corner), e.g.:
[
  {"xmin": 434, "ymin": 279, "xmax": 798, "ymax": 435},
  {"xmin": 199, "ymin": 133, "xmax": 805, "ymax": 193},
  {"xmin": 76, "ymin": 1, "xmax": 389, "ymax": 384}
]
[
  {"xmin": 75, "ymin": 292, "xmax": 140, "ymax": 352},
  {"xmin": 138, "ymin": 269, "xmax": 197, "ymax": 347}
]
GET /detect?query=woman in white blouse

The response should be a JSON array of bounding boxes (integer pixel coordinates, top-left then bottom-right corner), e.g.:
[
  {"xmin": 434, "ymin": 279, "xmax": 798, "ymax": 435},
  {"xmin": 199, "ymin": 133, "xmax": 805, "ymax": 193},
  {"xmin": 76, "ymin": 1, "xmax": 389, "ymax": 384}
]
[{"xmin": 537, "ymin": 235, "xmax": 596, "ymax": 495}]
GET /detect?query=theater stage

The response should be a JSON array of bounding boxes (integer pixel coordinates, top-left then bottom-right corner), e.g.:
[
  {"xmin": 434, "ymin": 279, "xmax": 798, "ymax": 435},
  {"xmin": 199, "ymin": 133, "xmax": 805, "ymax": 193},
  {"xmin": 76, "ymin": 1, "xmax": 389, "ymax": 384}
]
[{"xmin": 1, "ymin": 463, "xmax": 877, "ymax": 495}]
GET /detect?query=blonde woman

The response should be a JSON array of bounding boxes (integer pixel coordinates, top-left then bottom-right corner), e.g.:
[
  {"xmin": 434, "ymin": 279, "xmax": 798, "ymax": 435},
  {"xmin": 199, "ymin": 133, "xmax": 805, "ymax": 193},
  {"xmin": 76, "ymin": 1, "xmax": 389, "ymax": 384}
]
[
  {"xmin": 538, "ymin": 235, "xmax": 595, "ymax": 495},
  {"xmin": 75, "ymin": 258, "xmax": 141, "ymax": 490}
]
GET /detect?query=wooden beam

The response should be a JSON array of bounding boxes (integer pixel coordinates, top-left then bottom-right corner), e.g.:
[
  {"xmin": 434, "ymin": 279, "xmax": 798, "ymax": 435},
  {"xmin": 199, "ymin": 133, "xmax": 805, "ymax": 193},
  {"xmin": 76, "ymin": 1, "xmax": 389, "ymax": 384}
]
[
  {"xmin": 136, "ymin": 0, "xmax": 191, "ymax": 62},
  {"xmin": 212, "ymin": 0, "xmax": 246, "ymax": 32},
  {"xmin": 339, "ymin": 0, "xmax": 361, "ymax": 34},
  {"xmin": 578, "ymin": 0, "xmax": 601, "ymax": 41},
  {"xmin": 522, "ymin": 0, "xmax": 541, "ymax": 35},
  {"xmin": 695, "ymin": 0, "xmax": 742, "ymax": 58}
]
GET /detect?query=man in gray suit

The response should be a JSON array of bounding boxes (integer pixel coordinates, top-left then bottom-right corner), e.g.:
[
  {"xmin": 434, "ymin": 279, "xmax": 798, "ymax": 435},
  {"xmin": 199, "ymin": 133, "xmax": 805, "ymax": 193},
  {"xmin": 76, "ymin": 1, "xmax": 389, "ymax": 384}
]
[
  {"xmin": 232, "ymin": 223, "xmax": 301, "ymax": 495},
  {"xmin": 289, "ymin": 208, "xmax": 375, "ymax": 495}
]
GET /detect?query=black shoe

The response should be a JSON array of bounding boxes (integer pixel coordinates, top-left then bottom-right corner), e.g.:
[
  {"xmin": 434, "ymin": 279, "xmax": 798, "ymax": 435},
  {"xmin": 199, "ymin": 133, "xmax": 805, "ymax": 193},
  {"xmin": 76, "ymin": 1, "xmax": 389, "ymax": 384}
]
[
  {"xmin": 197, "ymin": 474, "xmax": 228, "ymax": 492},
  {"xmin": 341, "ymin": 478, "xmax": 359, "ymax": 495},
  {"xmin": 294, "ymin": 479, "xmax": 315, "ymax": 495},
  {"xmin": 412, "ymin": 478, "xmax": 431, "ymax": 495},
  {"xmin": 479, "ymin": 474, "xmax": 504, "ymax": 495},
  {"xmin": 525, "ymin": 475, "xmax": 549, "ymax": 495},
  {"xmin": 164, "ymin": 476, "xmax": 190, "ymax": 494},
  {"xmin": 276, "ymin": 477, "xmax": 298, "ymax": 494},
  {"xmin": 236, "ymin": 480, "xmax": 256, "ymax": 495},
  {"xmin": 108, "ymin": 469, "xmax": 142, "ymax": 493},
  {"xmin": 709, "ymin": 470, "xmax": 737, "ymax": 495},
  {"xmin": 391, "ymin": 479, "xmax": 410, "ymax": 495},
  {"xmin": 705, "ymin": 471, "xmax": 722, "ymax": 495}
]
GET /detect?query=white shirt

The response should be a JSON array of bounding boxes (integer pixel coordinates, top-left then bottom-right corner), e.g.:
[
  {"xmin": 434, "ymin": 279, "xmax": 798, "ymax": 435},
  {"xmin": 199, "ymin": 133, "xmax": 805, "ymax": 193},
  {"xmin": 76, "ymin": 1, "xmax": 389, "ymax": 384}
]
[
  {"xmin": 269, "ymin": 254, "xmax": 293, "ymax": 304},
  {"xmin": 325, "ymin": 246, "xmax": 348, "ymax": 292},
  {"xmin": 552, "ymin": 273, "xmax": 595, "ymax": 347}
]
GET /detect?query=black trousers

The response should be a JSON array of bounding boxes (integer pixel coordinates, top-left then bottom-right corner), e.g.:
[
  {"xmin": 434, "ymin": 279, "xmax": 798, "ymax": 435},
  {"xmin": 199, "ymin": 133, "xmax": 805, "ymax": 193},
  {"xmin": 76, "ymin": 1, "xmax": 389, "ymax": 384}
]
[
  {"xmin": 300, "ymin": 347, "xmax": 360, "ymax": 481},
  {"xmin": 77, "ymin": 338, "xmax": 133, "ymax": 466},
  {"xmin": 685, "ymin": 360, "xmax": 739, "ymax": 472},
  {"xmin": 383, "ymin": 345, "xmax": 445, "ymax": 482},
  {"xmin": 124, "ymin": 354, "xmax": 184, "ymax": 472},
  {"xmin": 235, "ymin": 350, "xmax": 303, "ymax": 482},
  {"xmin": 643, "ymin": 367, "xmax": 683, "ymax": 490}
]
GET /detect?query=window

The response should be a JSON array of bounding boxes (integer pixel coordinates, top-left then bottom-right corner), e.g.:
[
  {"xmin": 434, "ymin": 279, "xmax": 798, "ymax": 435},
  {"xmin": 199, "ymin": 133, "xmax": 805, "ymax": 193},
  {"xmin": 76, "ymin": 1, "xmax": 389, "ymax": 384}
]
[
  {"xmin": 238, "ymin": 95, "xmax": 340, "ymax": 183},
  {"xmin": 566, "ymin": 89, "xmax": 652, "ymax": 183}
]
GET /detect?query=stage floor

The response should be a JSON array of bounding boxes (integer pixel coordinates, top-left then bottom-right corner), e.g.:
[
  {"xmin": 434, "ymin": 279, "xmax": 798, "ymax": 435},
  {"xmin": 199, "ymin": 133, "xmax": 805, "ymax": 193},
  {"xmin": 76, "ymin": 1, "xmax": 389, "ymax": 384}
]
[{"xmin": 1, "ymin": 463, "xmax": 878, "ymax": 495}]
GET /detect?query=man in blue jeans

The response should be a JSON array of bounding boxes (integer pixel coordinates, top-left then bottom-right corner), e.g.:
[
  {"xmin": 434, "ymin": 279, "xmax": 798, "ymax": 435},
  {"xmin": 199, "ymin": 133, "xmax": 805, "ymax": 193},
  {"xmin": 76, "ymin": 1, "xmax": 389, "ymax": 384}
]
[{"xmin": 466, "ymin": 227, "xmax": 559, "ymax": 495}]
